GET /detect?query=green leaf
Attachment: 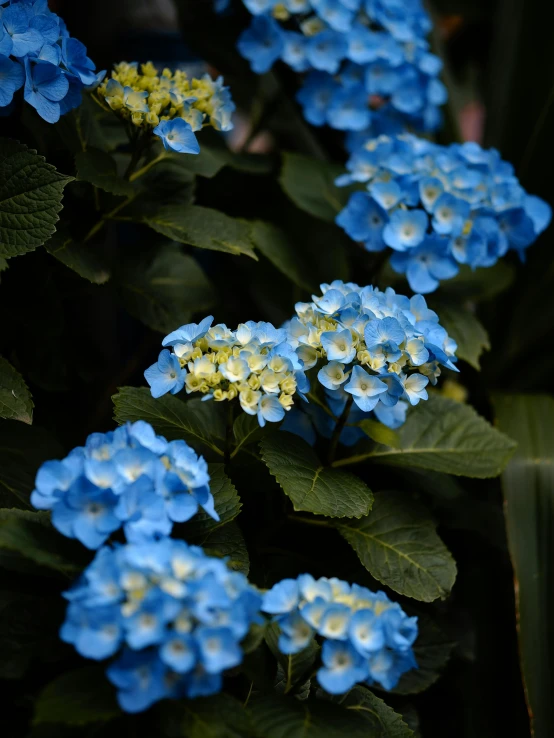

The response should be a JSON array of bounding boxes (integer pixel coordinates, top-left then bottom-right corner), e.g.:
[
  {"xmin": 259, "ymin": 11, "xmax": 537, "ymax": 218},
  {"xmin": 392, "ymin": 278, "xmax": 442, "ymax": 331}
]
[
  {"xmin": 342, "ymin": 686, "xmax": 414, "ymax": 737},
  {"xmin": 116, "ymin": 244, "xmax": 215, "ymax": 334},
  {"xmin": 279, "ymin": 152, "xmax": 353, "ymax": 222},
  {"xmin": 493, "ymin": 394, "xmax": 554, "ymax": 738},
  {"xmin": 183, "ymin": 463, "xmax": 242, "ymax": 537},
  {"xmin": 249, "ymin": 695, "xmax": 371, "ymax": 738},
  {"xmin": 336, "ymin": 491, "xmax": 456, "ymax": 602},
  {"xmin": 357, "ymin": 418, "xmax": 400, "ymax": 448},
  {"xmin": 0, "ymin": 509, "xmax": 86, "ymax": 574},
  {"xmin": 0, "ymin": 256, "xmax": 8, "ymax": 273},
  {"xmin": 34, "ymin": 666, "xmax": 120, "ymax": 725},
  {"xmin": 391, "ymin": 615, "xmax": 456, "ymax": 695},
  {"xmin": 265, "ymin": 621, "xmax": 319, "ymax": 693},
  {"xmin": 143, "ymin": 204, "xmax": 258, "ymax": 259},
  {"xmin": 0, "ymin": 138, "xmax": 73, "ymax": 257},
  {"xmin": 249, "ymin": 220, "xmax": 315, "ymax": 292},
  {"xmin": 440, "ymin": 261, "xmax": 514, "ymax": 301},
  {"xmin": 161, "ymin": 694, "xmax": 254, "ymax": 738},
  {"xmin": 200, "ymin": 521, "xmax": 250, "ymax": 574},
  {"xmin": 333, "ymin": 395, "xmax": 516, "ymax": 478},
  {"xmin": 232, "ymin": 413, "xmax": 263, "ymax": 458},
  {"xmin": 44, "ymin": 228, "xmax": 111, "ymax": 284},
  {"xmin": 260, "ymin": 432, "xmax": 374, "ymax": 518},
  {"xmin": 112, "ymin": 387, "xmax": 225, "ymax": 457},
  {"xmin": 432, "ymin": 301, "xmax": 490, "ymax": 370},
  {"xmin": 0, "ymin": 420, "xmax": 63, "ymax": 508},
  {"xmin": 0, "ymin": 356, "xmax": 33, "ymax": 424},
  {"xmin": 75, "ymin": 148, "xmax": 134, "ymax": 196}
]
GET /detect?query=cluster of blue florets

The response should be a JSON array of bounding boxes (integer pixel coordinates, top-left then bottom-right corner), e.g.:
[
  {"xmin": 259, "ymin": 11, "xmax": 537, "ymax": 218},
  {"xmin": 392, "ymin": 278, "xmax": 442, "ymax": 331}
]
[
  {"xmin": 144, "ymin": 316, "xmax": 309, "ymax": 428},
  {"xmin": 336, "ymin": 134, "xmax": 553, "ymax": 292},
  {"xmin": 285, "ymin": 281, "xmax": 457, "ymax": 436},
  {"xmin": 61, "ymin": 539, "xmax": 263, "ymax": 712},
  {"xmin": 234, "ymin": 0, "xmax": 445, "ymax": 136},
  {"xmin": 31, "ymin": 421, "xmax": 218, "ymax": 549},
  {"xmin": 0, "ymin": 0, "xmax": 99, "ymax": 122},
  {"xmin": 263, "ymin": 574, "xmax": 418, "ymax": 692}
]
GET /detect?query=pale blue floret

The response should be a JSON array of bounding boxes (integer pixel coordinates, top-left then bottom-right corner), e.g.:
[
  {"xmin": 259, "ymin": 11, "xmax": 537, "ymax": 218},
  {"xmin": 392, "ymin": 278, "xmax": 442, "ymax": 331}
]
[{"xmin": 153, "ymin": 118, "xmax": 200, "ymax": 155}]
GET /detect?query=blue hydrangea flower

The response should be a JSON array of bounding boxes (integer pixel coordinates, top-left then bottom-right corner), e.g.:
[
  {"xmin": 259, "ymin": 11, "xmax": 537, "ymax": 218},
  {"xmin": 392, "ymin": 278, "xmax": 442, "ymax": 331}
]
[
  {"xmin": 285, "ymin": 280, "xmax": 457, "ymax": 434},
  {"xmin": 145, "ymin": 318, "xmax": 308, "ymax": 428},
  {"xmin": 31, "ymin": 421, "xmax": 218, "ymax": 548},
  {"xmin": 0, "ymin": 0, "xmax": 98, "ymax": 121},
  {"xmin": 61, "ymin": 540, "xmax": 263, "ymax": 712},
  {"xmin": 336, "ymin": 134, "xmax": 552, "ymax": 292},
  {"xmin": 153, "ymin": 118, "xmax": 200, "ymax": 155},
  {"xmin": 262, "ymin": 574, "xmax": 418, "ymax": 693},
  {"xmin": 235, "ymin": 0, "xmax": 446, "ymax": 136}
]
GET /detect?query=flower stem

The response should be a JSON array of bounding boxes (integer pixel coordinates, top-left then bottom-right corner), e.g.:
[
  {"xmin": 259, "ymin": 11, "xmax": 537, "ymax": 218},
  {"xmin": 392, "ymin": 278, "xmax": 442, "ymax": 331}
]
[
  {"xmin": 129, "ymin": 151, "xmax": 168, "ymax": 182},
  {"xmin": 287, "ymin": 514, "xmax": 332, "ymax": 529},
  {"xmin": 326, "ymin": 395, "xmax": 354, "ymax": 465}
]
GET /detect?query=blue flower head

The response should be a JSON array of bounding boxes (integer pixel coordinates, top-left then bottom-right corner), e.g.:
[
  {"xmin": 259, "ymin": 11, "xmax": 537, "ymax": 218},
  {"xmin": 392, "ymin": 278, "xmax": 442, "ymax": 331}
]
[
  {"xmin": 286, "ymin": 280, "xmax": 457, "ymax": 433},
  {"xmin": 61, "ymin": 539, "xmax": 263, "ymax": 711},
  {"xmin": 236, "ymin": 0, "xmax": 446, "ymax": 135},
  {"xmin": 145, "ymin": 318, "xmax": 306, "ymax": 428},
  {"xmin": 262, "ymin": 574, "xmax": 418, "ymax": 693},
  {"xmin": 336, "ymin": 134, "xmax": 552, "ymax": 292},
  {"xmin": 0, "ymin": 0, "xmax": 99, "ymax": 121},
  {"xmin": 31, "ymin": 421, "xmax": 218, "ymax": 548}
]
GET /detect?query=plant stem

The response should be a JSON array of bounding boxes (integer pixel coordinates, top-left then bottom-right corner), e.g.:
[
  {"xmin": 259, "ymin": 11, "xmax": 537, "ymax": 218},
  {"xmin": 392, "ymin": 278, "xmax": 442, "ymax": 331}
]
[
  {"xmin": 83, "ymin": 194, "xmax": 136, "ymax": 243},
  {"xmin": 287, "ymin": 514, "xmax": 332, "ymax": 529},
  {"xmin": 129, "ymin": 151, "xmax": 168, "ymax": 182},
  {"xmin": 224, "ymin": 402, "xmax": 235, "ymax": 467},
  {"xmin": 326, "ymin": 395, "xmax": 354, "ymax": 465},
  {"xmin": 123, "ymin": 144, "xmax": 145, "ymax": 180}
]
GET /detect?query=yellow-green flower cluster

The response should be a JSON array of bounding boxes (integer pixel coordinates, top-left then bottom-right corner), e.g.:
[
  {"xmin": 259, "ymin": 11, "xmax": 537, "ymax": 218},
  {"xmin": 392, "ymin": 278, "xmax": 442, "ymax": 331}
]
[
  {"xmin": 145, "ymin": 317, "xmax": 309, "ymax": 428},
  {"xmin": 95, "ymin": 61, "xmax": 235, "ymax": 132}
]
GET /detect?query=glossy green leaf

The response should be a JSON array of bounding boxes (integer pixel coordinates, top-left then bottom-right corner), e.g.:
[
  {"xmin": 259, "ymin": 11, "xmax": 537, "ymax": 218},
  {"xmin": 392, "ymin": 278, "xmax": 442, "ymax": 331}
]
[
  {"xmin": 357, "ymin": 418, "xmax": 400, "ymax": 448},
  {"xmin": 232, "ymin": 413, "xmax": 263, "ymax": 458},
  {"xmin": 117, "ymin": 244, "xmax": 215, "ymax": 334},
  {"xmin": 249, "ymin": 695, "xmax": 371, "ymax": 738},
  {"xmin": 0, "ymin": 138, "xmax": 73, "ymax": 257},
  {"xmin": 34, "ymin": 666, "xmax": 120, "ymax": 725},
  {"xmin": 0, "ymin": 420, "xmax": 63, "ymax": 508},
  {"xmin": 44, "ymin": 229, "xmax": 111, "ymax": 284},
  {"xmin": 432, "ymin": 301, "xmax": 490, "ymax": 370},
  {"xmin": 391, "ymin": 615, "xmax": 456, "ymax": 695},
  {"xmin": 493, "ymin": 394, "xmax": 554, "ymax": 738},
  {"xmin": 279, "ymin": 152, "xmax": 353, "ymax": 222},
  {"xmin": 0, "ymin": 356, "xmax": 33, "ymax": 424},
  {"xmin": 342, "ymin": 687, "xmax": 414, "ymax": 737},
  {"xmin": 75, "ymin": 148, "xmax": 134, "ymax": 196},
  {"xmin": 183, "ymin": 463, "xmax": 242, "ymax": 537},
  {"xmin": 0, "ymin": 509, "xmax": 86, "ymax": 574},
  {"xmin": 333, "ymin": 396, "xmax": 516, "ymax": 478},
  {"xmin": 336, "ymin": 491, "xmax": 456, "ymax": 602},
  {"xmin": 200, "ymin": 521, "xmax": 250, "ymax": 574},
  {"xmin": 250, "ymin": 220, "xmax": 315, "ymax": 292},
  {"xmin": 260, "ymin": 431, "xmax": 374, "ymax": 518},
  {"xmin": 112, "ymin": 387, "xmax": 225, "ymax": 457},
  {"xmin": 143, "ymin": 204, "xmax": 257, "ymax": 259},
  {"xmin": 161, "ymin": 693, "xmax": 254, "ymax": 738}
]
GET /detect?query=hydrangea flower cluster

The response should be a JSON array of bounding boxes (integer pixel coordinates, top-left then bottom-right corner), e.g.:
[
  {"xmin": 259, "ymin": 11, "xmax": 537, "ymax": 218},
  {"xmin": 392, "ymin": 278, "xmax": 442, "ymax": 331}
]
[
  {"xmin": 286, "ymin": 280, "xmax": 457, "ymax": 430},
  {"xmin": 31, "ymin": 421, "xmax": 218, "ymax": 550},
  {"xmin": 61, "ymin": 539, "xmax": 263, "ymax": 712},
  {"xmin": 0, "ymin": 0, "xmax": 99, "ymax": 122},
  {"xmin": 263, "ymin": 574, "xmax": 418, "ymax": 693},
  {"xmin": 144, "ymin": 316, "xmax": 308, "ymax": 428},
  {"xmin": 336, "ymin": 134, "xmax": 552, "ymax": 293},
  {"xmin": 95, "ymin": 61, "xmax": 235, "ymax": 155},
  {"xmin": 234, "ymin": 0, "xmax": 445, "ymax": 136}
]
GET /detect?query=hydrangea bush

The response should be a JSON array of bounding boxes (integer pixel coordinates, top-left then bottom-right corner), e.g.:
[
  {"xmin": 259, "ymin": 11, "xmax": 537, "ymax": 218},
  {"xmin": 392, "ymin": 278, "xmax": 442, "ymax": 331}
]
[{"xmin": 0, "ymin": 0, "xmax": 550, "ymax": 736}]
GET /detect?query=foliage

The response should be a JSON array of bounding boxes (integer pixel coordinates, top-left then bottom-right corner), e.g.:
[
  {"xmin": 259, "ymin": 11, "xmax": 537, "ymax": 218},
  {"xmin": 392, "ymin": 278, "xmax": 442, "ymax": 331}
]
[{"xmin": 0, "ymin": 0, "xmax": 551, "ymax": 735}]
